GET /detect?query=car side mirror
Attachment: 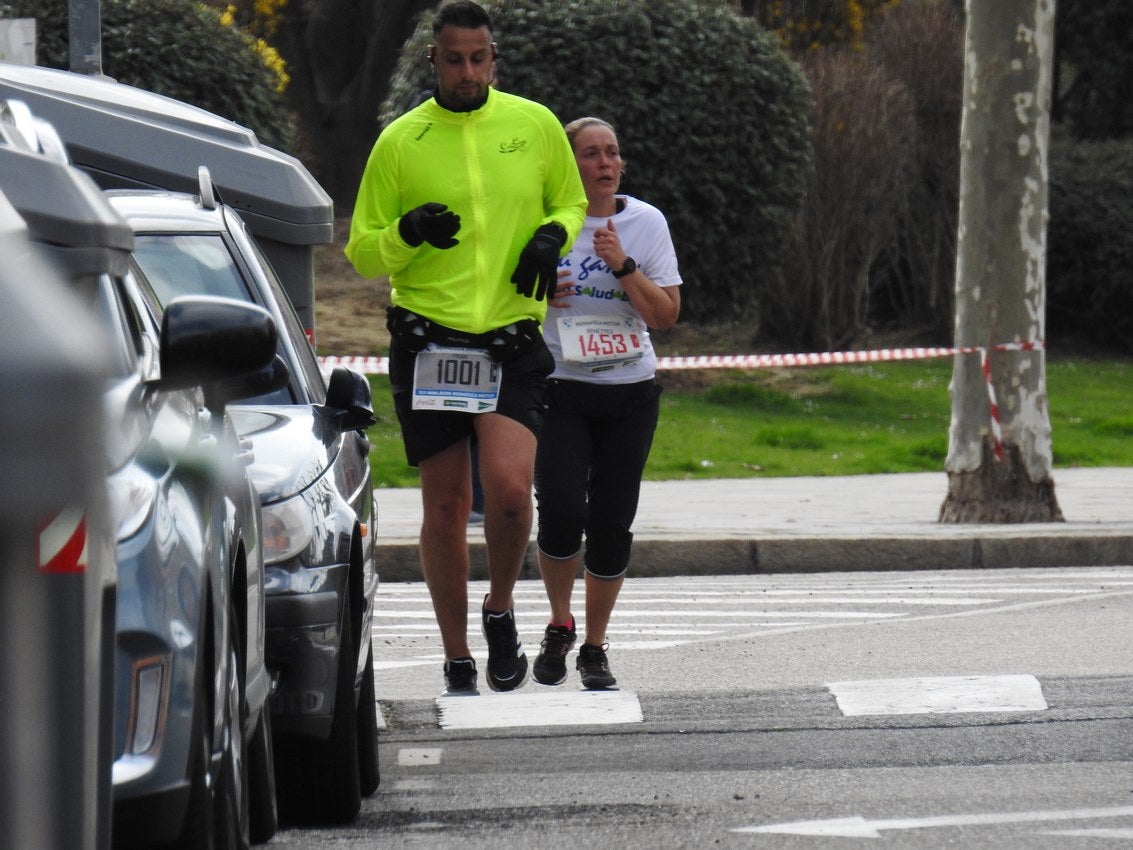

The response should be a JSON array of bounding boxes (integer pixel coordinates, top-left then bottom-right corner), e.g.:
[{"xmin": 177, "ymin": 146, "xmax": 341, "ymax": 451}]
[
  {"xmin": 316, "ymin": 366, "xmax": 376, "ymax": 433},
  {"xmin": 204, "ymin": 354, "xmax": 290, "ymax": 412},
  {"xmin": 159, "ymin": 295, "xmax": 278, "ymax": 396}
]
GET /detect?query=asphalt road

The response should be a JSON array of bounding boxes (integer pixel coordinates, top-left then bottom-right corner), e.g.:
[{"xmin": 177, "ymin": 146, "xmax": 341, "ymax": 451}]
[{"xmin": 269, "ymin": 566, "xmax": 1133, "ymax": 848}]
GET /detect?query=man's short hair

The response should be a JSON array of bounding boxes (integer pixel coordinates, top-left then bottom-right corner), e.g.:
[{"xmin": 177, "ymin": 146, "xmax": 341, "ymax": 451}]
[{"xmin": 433, "ymin": 1, "xmax": 493, "ymax": 37}]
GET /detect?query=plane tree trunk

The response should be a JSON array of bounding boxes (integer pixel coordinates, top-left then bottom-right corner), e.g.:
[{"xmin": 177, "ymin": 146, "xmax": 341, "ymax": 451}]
[{"xmin": 939, "ymin": 0, "xmax": 1063, "ymax": 523}]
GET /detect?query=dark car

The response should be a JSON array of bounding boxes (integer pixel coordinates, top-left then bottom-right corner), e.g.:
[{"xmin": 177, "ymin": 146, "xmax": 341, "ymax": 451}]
[
  {"xmin": 107, "ymin": 176, "xmax": 382, "ymax": 825},
  {"xmin": 0, "ymin": 106, "xmax": 281, "ymax": 847}
]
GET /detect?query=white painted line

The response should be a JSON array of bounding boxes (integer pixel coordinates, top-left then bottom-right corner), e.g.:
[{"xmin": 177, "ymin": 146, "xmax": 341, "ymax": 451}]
[
  {"xmin": 373, "ymin": 698, "xmax": 387, "ymax": 730},
  {"xmin": 733, "ymin": 806, "xmax": 1133, "ymax": 837},
  {"xmin": 828, "ymin": 674, "xmax": 1047, "ymax": 716},
  {"xmin": 586, "ymin": 610, "xmax": 909, "ymax": 619},
  {"xmin": 437, "ymin": 689, "xmax": 643, "ymax": 730},
  {"xmin": 375, "ymin": 659, "xmax": 437, "ymax": 670},
  {"xmin": 616, "ymin": 595, "xmax": 998, "ymax": 605},
  {"xmin": 398, "ymin": 748, "xmax": 443, "ymax": 767}
]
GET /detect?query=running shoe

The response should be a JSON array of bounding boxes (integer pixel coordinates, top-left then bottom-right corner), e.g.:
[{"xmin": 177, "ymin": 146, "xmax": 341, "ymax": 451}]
[
  {"xmin": 533, "ymin": 619, "xmax": 577, "ymax": 686},
  {"xmin": 576, "ymin": 642, "xmax": 617, "ymax": 690},
  {"xmin": 442, "ymin": 657, "xmax": 478, "ymax": 695},
  {"xmin": 481, "ymin": 602, "xmax": 528, "ymax": 691}
]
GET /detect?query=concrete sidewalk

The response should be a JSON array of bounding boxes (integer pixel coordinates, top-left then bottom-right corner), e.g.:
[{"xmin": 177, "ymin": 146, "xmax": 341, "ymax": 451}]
[{"xmin": 372, "ymin": 467, "xmax": 1133, "ymax": 582}]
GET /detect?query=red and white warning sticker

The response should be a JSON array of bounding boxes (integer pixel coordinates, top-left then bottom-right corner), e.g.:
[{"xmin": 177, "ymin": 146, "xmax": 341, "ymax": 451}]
[{"xmin": 36, "ymin": 506, "xmax": 88, "ymax": 574}]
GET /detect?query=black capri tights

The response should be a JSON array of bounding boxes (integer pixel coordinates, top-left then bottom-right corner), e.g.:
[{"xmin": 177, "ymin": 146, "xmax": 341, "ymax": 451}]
[{"xmin": 534, "ymin": 378, "xmax": 662, "ymax": 579}]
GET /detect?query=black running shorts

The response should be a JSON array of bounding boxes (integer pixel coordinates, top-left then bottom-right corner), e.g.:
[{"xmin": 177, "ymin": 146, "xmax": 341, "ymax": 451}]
[{"xmin": 388, "ymin": 337, "xmax": 554, "ymax": 467}]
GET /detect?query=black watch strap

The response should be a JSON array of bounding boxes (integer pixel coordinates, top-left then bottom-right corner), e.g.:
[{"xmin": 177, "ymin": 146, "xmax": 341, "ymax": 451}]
[{"xmin": 613, "ymin": 256, "xmax": 637, "ymax": 279}]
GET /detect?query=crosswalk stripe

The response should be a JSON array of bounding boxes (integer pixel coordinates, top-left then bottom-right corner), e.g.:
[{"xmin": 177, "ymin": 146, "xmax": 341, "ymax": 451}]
[
  {"xmin": 828, "ymin": 674, "xmax": 1048, "ymax": 716},
  {"xmin": 436, "ymin": 690, "xmax": 643, "ymax": 730}
]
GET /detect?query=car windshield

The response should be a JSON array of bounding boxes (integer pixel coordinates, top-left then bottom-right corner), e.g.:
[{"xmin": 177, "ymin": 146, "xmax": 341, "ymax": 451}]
[
  {"xmin": 131, "ymin": 232, "xmax": 293, "ymax": 405},
  {"xmin": 131, "ymin": 234, "xmax": 249, "ymax": 304}
]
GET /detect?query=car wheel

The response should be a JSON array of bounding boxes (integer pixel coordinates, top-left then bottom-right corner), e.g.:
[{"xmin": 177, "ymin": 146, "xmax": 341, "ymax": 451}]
[
  {"xmin": 214, "ymin": 599, "xmax": 250, "ymax": 850},
  {"xmin": 356, "ymin": 641, "xmax": 381, "ymax": 796},
  {"xmin": 167, "ymin": 601, "xmax": 219, "ymax": 850},
  {"xmin": 169, "ymin": 689, "xmax": 216, "ymax": 849},
  {"xmin": 247, "ymin": 704, "xmax": 278, "ymax": 844},
  {"xmin": 274, "ymin": 586, "xmax": 362, "ymax": 824}
]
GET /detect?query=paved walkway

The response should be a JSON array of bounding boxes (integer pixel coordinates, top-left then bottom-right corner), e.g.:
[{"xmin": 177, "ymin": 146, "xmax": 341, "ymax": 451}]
[{"xmin": 373, "ymin": 468, "xmax": 1133, "ymax": 581}]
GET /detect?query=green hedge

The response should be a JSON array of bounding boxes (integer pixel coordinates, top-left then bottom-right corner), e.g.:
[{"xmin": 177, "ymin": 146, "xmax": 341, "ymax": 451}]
[
  {"xmin": 0, "ymin": 0, "xmax": 291, "ymax": 150},
  {"xmin": 381, "ymin": 0, "xmax": 812, "ymax": 325}
]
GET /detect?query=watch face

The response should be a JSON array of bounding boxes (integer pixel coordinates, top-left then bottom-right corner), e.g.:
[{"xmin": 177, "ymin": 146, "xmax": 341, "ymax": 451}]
[{"xmin": 615, "ymin": 257, "xmax": 636, "ymax": 278}]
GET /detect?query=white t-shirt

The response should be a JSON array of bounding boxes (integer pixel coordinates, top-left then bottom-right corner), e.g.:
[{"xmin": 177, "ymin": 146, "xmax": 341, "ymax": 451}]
[{"xmin": 544, "ymin": 195, "xmax": 682, "ymax": 384}]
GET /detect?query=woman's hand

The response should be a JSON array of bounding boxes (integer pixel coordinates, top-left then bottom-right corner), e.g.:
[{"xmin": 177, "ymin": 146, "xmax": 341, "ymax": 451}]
[
  {"xmin": 548, "ymin": 268, "xmax": 574, "ymax": 309},
  {"xmin": 593, "ymin": 219, "xmax": 627, "ymax": 272}
]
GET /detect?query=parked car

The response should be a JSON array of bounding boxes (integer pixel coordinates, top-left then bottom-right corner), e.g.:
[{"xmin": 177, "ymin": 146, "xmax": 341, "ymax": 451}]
[
  {"xmin": 0, "ymin": 106, "xmax": 281, "ymax": 847},
  {"xmin": 107, "ymin": 174, "xmax": 382, "ymax": 825}
]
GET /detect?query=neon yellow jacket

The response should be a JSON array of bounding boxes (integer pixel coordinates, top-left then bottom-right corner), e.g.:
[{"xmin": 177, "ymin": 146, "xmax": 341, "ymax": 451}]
[{"xmin": 345, "ymin": 89, "xmax": 587, "ymax": 335}]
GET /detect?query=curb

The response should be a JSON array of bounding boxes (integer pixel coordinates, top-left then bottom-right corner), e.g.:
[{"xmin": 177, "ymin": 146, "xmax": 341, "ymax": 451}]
[{"xmin": 374, "ymin": 533, "xmax": 1133, "ymax": 583}]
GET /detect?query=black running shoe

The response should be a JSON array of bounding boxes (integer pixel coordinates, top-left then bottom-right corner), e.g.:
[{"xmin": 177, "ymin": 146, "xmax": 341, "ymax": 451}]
[
  {"xmin": 443, "ymin": 657, "xmax": 478, "ymax": 695},
  {"xmin": 533, "ymin": 620, "xmax": 577, "ymax": 686},
  {"xmin": 481, "ymin": 603, "xmax": 528, "ymax": 691},
  {"xmin": 576, "ymin": 642, "xmax": 617, "ymax": 690}
]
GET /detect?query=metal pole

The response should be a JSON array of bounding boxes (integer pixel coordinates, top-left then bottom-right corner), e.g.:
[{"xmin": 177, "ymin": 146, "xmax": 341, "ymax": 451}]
[
  {"xmin": 0, "ymin": 206, "xmax": 114, "ymax": 848},
  {"xmin": 68, "ymin": 0, "xmax": 103, "ymax": 75}
]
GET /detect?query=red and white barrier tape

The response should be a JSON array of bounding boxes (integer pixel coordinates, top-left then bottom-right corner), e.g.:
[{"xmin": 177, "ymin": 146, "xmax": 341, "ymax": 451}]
[{"xmin": 319, "ymin": 341, "xmax": 1043, "ymax": 461}]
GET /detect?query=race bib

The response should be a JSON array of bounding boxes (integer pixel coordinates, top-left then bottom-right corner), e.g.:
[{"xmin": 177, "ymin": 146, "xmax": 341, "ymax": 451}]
[
  {"xmin": 558, "ymin": 315, "xmax": 645, "ymax": 372},
  {"xmin": 412, "ymin": 347, "xmax": 501, "ymax": 412}
]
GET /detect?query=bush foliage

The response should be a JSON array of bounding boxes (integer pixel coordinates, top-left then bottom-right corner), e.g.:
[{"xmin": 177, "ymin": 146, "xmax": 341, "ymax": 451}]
[
  {"xmin": 1054, "ymin": 0, "xmax": 1133, "ymax": 139},
  {"xmin": 763, "ymin": 0, "xmax": 962, "ymax": 350},
  {"xmin": 1047, "ymin": 132, "xmax": 1133, "ymax": 353},
  {"xmin": 380, "ymin": 0, "xmax": 813, "ymax": 326},
  {"xmin": 0, "ymin": 0, "xmax": 292, "ymax": 150}
]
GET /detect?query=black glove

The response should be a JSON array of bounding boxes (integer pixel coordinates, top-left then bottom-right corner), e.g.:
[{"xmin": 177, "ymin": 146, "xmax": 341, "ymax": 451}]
[
  {"xmin": 399, "ymin": 202, "xmax": 461, "ymax": 249},
  {"xmin": 510, "ymin": 222, "xmax": 567, "ymax": 301}
]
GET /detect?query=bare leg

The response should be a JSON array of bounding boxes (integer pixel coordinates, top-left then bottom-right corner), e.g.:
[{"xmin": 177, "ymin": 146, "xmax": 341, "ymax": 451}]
[
  {"xmin": 537, "ymin": 550, "xmax": 580, "ymax": 624},
  {"xmin": 583, "ymin": 571, "xmax": 624, "ymax": 647},
  {"xmin": 418, "ymin": 439, "xmax": 473, "ymax": 660},
  {"xmin": 475, "ymin": 413, "xmax": 537, "ymax": 612}
]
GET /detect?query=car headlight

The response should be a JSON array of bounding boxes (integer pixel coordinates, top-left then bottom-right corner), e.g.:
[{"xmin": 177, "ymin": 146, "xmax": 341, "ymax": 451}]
[
  {"xmin": 107, "ymin": 464, "xmax": 158, "ymax": 541},
  {"xmin": 261, "ymin": 497, "xmax": 314, "ymax": 565}
]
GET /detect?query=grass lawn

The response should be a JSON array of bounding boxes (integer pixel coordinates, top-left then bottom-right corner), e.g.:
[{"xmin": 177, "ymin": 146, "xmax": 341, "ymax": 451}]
[{"xmin": 363, "ymin": 357, "xmax": 1133, "ymax": 489}]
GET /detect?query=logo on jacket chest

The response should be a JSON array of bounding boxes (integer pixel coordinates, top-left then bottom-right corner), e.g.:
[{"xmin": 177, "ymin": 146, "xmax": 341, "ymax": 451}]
[{"xmin": 499, "ymin": 137, "xmax": 528, "ymax": 153}]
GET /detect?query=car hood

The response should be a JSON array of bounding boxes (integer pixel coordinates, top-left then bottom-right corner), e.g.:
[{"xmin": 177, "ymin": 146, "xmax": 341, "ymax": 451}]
[{"xmin": 228, "ymin": 405, "xmax": 338, "ymax": 504}]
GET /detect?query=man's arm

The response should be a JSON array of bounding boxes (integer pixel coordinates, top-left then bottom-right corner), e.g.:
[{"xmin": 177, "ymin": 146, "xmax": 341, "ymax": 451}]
[
  {"xmin": 344, "ymin": 133, "xmax": 420, "ymax": 278},
  {"xmin": 540, "ymin": 116, "xmax": 588, "ymax": 249}
]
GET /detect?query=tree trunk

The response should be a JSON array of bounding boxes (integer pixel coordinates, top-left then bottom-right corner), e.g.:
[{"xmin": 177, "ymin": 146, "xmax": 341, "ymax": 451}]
[
  {"xmin": 939, "ymin": 0, "xmax": 1062, "ymax": 524},
  {"xmin": 277, "ymin": 0, "xmax": 438, "ymax": 212}
]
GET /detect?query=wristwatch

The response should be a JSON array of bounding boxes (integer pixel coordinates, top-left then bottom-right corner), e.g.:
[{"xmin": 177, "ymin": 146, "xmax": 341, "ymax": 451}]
[{"xmin": 613, "ymin": 256, "xmax": 637, "ymax": 279}]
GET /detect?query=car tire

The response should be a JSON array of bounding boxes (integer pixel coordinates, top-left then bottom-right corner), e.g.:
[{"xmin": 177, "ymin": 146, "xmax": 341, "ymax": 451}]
[
  {"xmin": 356, "ymin": 641, "xmax": 381, "ymax": 796},
  {"xmin": 248, "ymin": 704, "xmax": 278, "ymax": 844},
  {"xmin": 169, "ymin": 691, "xmax": 216, "ymax": 849},
  {"xmin": 274, "ymin": 586, "xmax": 362, "ymax": 825},
  {"xmin": 167, "ymin": 600, "xmax": 219, "ymax": 850},
  {"xmin": 214, "ymin": 599, "xmax": 250, "ymax": 850}
]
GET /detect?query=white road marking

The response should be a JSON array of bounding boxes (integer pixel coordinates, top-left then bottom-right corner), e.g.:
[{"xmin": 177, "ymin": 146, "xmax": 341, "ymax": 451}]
[
  {"xmin": 375, "ymin": 659, "xmax": 439, "ymax": 670},
  {"xmin": 437, "ymin": 690, "xmax": 643, "ymax": 730},
  {"xmin": 372, "ymin": 574, "xmax": 1133, "ymax": 676},
  {"xmin": 733, "ymin": 806, "xmax": 1133, "ymax": 837},
  {"xmin": 828, "ymin": 674, "xmax": 1048, "ymax": 716},
  {"xmin": 398, "ymin": 748, "xmax": 443, "ymax": 766}
]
